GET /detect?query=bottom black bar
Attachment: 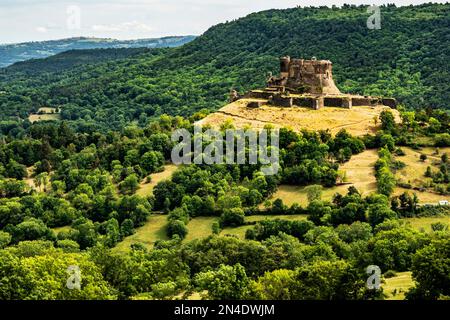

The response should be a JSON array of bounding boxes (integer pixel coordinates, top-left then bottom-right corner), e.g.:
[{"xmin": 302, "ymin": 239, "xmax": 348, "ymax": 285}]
[{"xmin": 1, "ymin": 300, "xmax": 448, "ymax": 319}]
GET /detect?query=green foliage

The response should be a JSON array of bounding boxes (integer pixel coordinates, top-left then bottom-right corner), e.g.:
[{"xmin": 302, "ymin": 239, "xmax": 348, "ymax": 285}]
[
  {"xmin": 0, "ymin": 231, "xmax": 11, "ymax": 248},
  {"xmin": 408, "ymin": 238, "xmax": 450, "ymax": 299},
  {"xmin": 380, "ymin": 110, "xmax": 396, "ymax": 133},
  {"xmin": 375, "ymin": 147, "xmax": 396, "ymax": 197},
  {"xmin": 0, "ymin": 243, "xmax": 116, "ymax": 300},
  {"xmin": 11, "ymin": 218, "xmax": 55, "ymax": 243},
  {"xmin": 435, "ymin": 134, "xmax": 450, "ymax": 147},
  {"xmin": 249, "ymin": 260, "xmax": 366, "ymax": 300},
  {"xmin": 246, "ymin": 219, "xmax": 314, "ymax": 242},
  {"xmin": 167, "ymin": 220, "xmax": 188, "ymax": 239},
  {"xmin": 220, "ymin": 208, "xmax": 245, "ymax": 228},
  {"xmin": 305, "ymin": 185, "xmax": 323, "ymax": 203},
  {"xmin": 195, "ymin": 264, "xmax": 249, "ymax": 300},
  {"xmin": 119, "ymin": 174, "xmax": 140, "ymax": 195}
]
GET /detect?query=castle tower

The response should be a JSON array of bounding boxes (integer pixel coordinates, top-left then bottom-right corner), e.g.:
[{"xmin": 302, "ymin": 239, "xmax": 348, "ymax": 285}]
[{"xmin": 268, "ymin": 57, "xmax": 341, "ymax": 95}]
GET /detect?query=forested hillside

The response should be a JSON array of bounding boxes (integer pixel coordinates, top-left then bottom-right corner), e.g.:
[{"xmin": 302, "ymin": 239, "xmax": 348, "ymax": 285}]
[
  {"xmin": 0, "ymin": 36, "xmax": 196, "ymax": 68},
  {"xmin": 4, "ymin": 48, "xmax": 163, "ymax": 75},
  {"xmin": 0, "ymin": 3, "xmax": 448, "ymax": 132}
]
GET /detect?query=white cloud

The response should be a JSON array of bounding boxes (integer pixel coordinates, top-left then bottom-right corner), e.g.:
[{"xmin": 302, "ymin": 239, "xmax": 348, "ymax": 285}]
[
  {"xmin": 1, "ymin": 0, "xmax": 449, "ymax": 43},
  {"xmin": 92, "ymin": 21, "xmax": 153, "ymax": 33},
  {"xmin": 35, "ymin": 26, "xmax": 48, "ymax": 33}
]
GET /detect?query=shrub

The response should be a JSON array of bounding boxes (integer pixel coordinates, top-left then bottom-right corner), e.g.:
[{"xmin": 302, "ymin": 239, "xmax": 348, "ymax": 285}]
[
  {"xmin": 384, "ymin": 270, "xmax": 397, "ymax": 278},
  {"xmin": 220, "ymin": 208, "xmax": 245, "ymax": 228},
  {"xmin": 167, "ymin": 220, "xmax": 188, "ymax": 239}
]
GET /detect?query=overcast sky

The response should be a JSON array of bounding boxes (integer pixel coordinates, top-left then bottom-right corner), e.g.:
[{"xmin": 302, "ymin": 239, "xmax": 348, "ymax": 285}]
[{"xmin": 0, "ymin": 0, "xmax": 447, "ymax": 44}]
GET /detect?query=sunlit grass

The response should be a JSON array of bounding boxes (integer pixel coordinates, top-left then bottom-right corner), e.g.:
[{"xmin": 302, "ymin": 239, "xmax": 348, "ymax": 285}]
[{"xmin": 383, "ymin": 272, "xmax": 414, "ymax": 300}]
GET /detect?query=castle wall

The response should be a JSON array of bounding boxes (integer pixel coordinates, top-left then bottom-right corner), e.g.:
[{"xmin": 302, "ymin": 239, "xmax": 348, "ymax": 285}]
[
  {"xmin": 324, "ymin": 97, "xmax": 353, "ymax": 109},
  {"xmin": 245, "ymin": 91, "xmax": 273, "ymax": 100},
  {"xmin": 293, "ymin": 97, "xmax": 314, "ymax": 108},
  {"xmin": 270, "ymin": 94, "xmax": 293, "ymax": 107},
  {"xmin": 352, "ymin": 97, "xmax": 374, "ymax": 106},
  {"xmin": 382, "ymin": 98, "xmax": 398, "ymax": 109}
]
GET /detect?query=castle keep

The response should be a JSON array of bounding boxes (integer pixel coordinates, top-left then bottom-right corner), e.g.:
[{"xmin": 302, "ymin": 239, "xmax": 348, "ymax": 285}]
[
  {"xmin": 268, "ymin": 57, "xmax": 341, "ymax": 95},
  {"xmin": 233, "ymin": 57, "xmax": 397, "ymax": 110}
]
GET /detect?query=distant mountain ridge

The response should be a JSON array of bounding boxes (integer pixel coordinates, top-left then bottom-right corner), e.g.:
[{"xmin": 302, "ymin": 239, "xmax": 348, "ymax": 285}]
[
  {"xmin": 4, "ymin": 48, "xmax": 163, "ymax": 75},
  {"xmin": 0, "ymin": 36, "xmax": 196, "ymax": 68}
]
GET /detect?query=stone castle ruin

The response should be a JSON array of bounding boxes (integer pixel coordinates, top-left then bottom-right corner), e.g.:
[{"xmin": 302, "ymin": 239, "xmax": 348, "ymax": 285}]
[
  {"xmin": 233, "ymin": 57, "xmax": 397, "ymax": 110},
  {"xmin": 268, "ymin": 57, "xmax": 341, "ymax": 95}
]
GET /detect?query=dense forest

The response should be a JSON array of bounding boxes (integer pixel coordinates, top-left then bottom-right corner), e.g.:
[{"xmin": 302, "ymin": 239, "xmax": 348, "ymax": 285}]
[{"xmin": 0, "ymin": 3, "xmax": 449, "ymax": 132}]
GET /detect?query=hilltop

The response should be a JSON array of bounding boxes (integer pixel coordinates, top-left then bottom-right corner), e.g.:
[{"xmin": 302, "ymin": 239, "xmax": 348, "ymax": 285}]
[{"xmin": 197, "ymin": 99, "xmax": 400, "ymax": 136}]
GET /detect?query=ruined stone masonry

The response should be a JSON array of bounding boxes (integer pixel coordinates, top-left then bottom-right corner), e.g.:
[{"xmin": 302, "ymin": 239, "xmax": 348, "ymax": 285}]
[{"xmin": 238, "ymin": 56, "xmax": 397, "ymax": 110}]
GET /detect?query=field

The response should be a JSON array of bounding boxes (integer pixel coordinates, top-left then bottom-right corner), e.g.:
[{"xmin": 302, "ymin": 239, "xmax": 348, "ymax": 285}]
[
  {"xmin": 394, "ymin": 187, "xmax": 448, "ymax": 204},
  {"xmin": 28, "ymin": 113, "xmax": 61, "ymax": 123},
  {"xmin": 394, "ymin": 146, "xmax": 450, "ymax": 204},
  {"xmin": 271, "ymin": 146, "xmax": 449, "ymax": 206},
  {"xmin": 197, "ymin": 99, "xmax": 401, "ymax": 136},
  {"xmin": 394, "ymin": 147, "xmax": 449, "ymax": 186},
  {"xmin": 117, "ymin": 214, "xmax": 309, "ymax": 252},
  {"xmin": 52, "ymin": 225, "xmax": 72, "ymax": 234},
  {"xmin": 383, "ymin": 272, "xmax": 414, "ymax": 300},
  {"xmin": 402, "ymin": 216, "xmax": 450, "ymax": 232},
  {"xmin": 185, "ymin": 217, "xmax": 218, "ymax": 242},
  {"xmin": 114, "ymin": 214, "xmax": 169, "ymax": 252},
  {"xmin": 136, "ymin": 164, "xmax": 179, "ymax": 197},
  {"xmin": 28, "ymin": 107, "xmax": 61, "ymax": 123},
  {"xmin": 271, "ymin": 149, "xmax": 379, "ymax": 206}
]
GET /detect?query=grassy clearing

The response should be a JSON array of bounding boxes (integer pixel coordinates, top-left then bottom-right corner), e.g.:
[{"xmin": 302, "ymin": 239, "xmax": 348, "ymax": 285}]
[
  {"xmin": 24, "ymin": 166, "xmax": 36, "ymax": 190},
  {"xmin": 115, "ymin": 165, "xmax": 178, "ymax": 252},
  {"xmin": 184, "ymin": 215, "xmax": 309, "ymax": 241},
  {"xmin": 220, "ymin": 225, "xmax": 251, "ymax": 239},
  {"xmin": 52, "ymin": 226, "xmax": 72, "ymax": 235},
  {"xmin": 116, "ymin": 214, "xmax": 308, "ymax": 251},
  {"xmin": 28, "ymin": 113, "xmax": 61, "ymax": 123},
  {"xmin": 394, "ymin": 187, "xmax": 448, "ymax": 204},
  {"xmin": 197, "ymin": 100, "xmax": 401, "ymax": 136},
  {"xmin": 272, "ymin": 149, "xmax": 378, "ymax": 206},
  {"xmin": 402, "ymin": 215, "xmax": 450, "ymax": 232},
  {"xmin": 394, "ymin": 147, "xmax": 450, "ymax": 204},
  {"xmin": 383, "ymin": 272, "xmax": 414, "ymax": 300},
  {"xmin": 394, "ymin": 147, "xmax": 449, "ymax": 187},
  {"xmin": 185, "ymin": 217, "xmax": 219, "ymax": 242},
  {"xmin": 136, "ymin": 164, "xmax": 178, "ymax": 197},
  {"xmin": 246, "ymin": 215, "xmax": 308, "ymax": 223},
  {"xmin": 271, "ymin": 147, "xmax": 447, "ymax": 206},
  {"xmin": 114, "ymin": 214, "xmax": 169, "ymax": 252}
]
